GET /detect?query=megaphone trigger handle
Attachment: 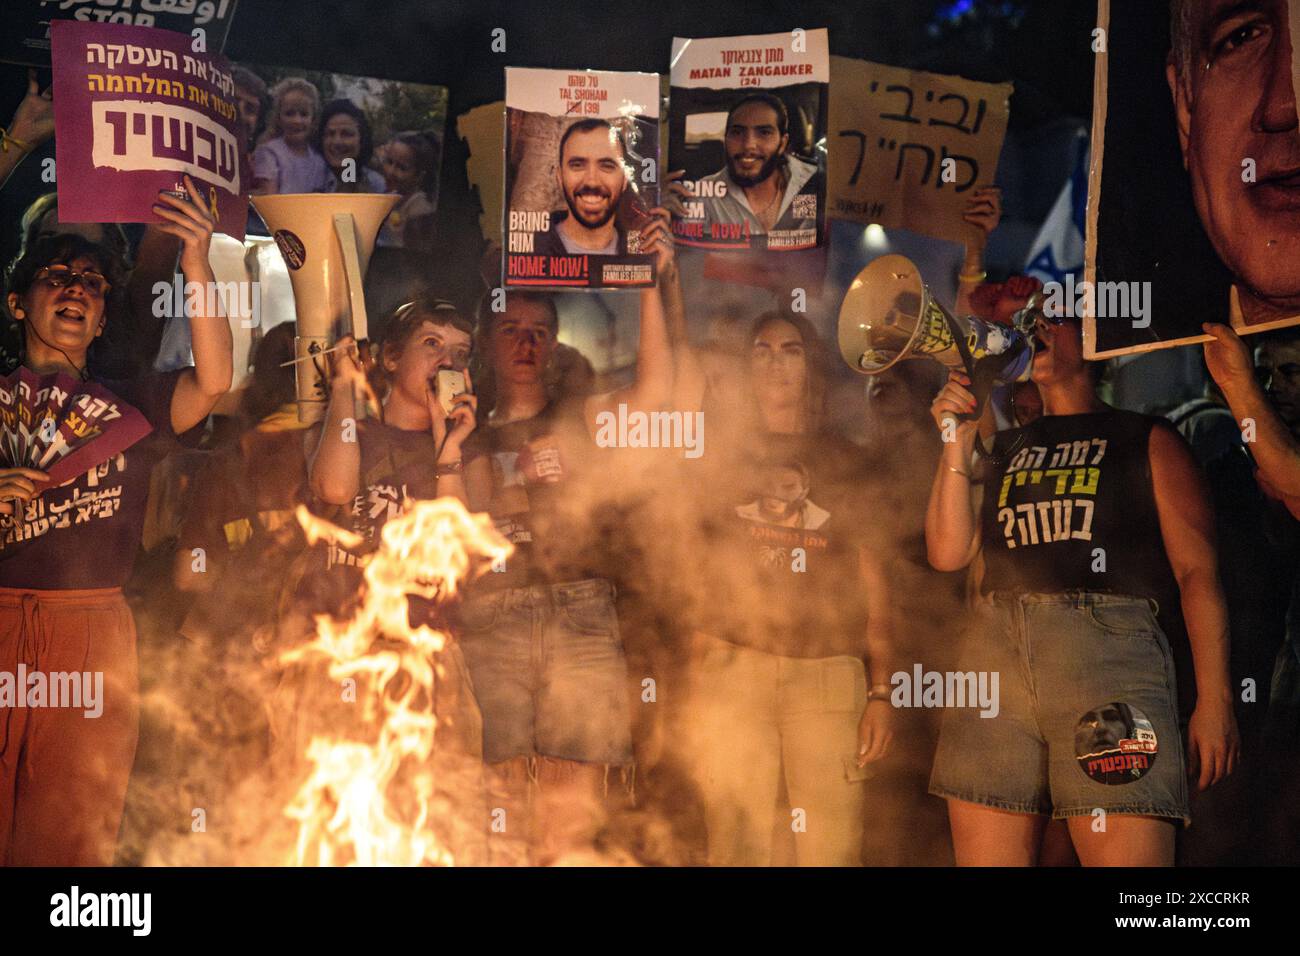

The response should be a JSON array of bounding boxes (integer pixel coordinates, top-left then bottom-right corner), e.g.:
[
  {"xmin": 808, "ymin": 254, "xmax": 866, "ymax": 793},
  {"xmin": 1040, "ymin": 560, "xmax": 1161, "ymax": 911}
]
[
  {"xmin": 957, "ymin": 361, "xmax": 999, "ymax": 423},
  {"xmin": 939, "ymin": 308, "xmax": 983, "ymax": 422}
]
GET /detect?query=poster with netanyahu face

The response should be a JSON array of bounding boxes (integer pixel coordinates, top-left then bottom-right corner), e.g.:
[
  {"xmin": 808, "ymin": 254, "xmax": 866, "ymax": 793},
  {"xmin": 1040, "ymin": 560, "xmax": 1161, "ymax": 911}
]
[
  {"xmin": 668, "ymin": 28, "xmax": 828, "ymax": 253},
  {"xmin": 1085, "ymin": 0, "xmax": 1300, "ymax": 358},
  {"xmin": 503, "ymin": 67, "xmax": 660, "ymax": 290}
]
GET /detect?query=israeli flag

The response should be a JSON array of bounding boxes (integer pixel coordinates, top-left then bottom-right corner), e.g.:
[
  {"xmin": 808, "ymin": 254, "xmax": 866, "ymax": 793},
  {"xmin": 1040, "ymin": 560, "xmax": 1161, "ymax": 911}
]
[{"xmin": 1024, "ymin": 132, "xmax": 1089, "ymax": 286}]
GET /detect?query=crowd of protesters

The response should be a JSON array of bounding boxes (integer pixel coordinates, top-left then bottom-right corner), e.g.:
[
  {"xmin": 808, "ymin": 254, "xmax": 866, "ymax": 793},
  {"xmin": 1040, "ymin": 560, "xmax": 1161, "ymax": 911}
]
[{"xmin": 1, "ymin": 62, "xmax": 1299, "ymax": 868}]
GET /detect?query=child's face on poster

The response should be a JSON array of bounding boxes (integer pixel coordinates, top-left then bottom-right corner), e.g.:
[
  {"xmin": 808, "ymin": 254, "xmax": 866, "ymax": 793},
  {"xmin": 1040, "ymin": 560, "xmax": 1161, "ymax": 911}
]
[
  {"xmin": 1170, "ymin": 0, "xmax": 1300, "ymax": 319},
  {"xmin": 758, "ymin": 465, "xmax": 807, "ymax": 523},
  {"xmin": 278, "ymin": 90, "xmax": 315, "ymax": 148},
  {"xmin": 383, "ymin": 141, "xmax": 422, "ymax": 195}
]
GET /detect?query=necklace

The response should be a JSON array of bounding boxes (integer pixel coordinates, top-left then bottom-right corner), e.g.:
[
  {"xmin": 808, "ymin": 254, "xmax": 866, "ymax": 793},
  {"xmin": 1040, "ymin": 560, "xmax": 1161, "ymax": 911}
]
[{"xmin": 749, "ymin": 168, "xmax": 787, "ymax": 229}]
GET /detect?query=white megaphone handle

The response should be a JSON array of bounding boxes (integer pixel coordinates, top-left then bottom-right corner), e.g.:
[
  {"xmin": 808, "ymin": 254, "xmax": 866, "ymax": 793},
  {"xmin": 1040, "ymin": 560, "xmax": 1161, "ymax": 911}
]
[
  {"xmin": 333, "ymin": 213, "xmax": 369, "ymax": 342},
  {"xmin": 333, "ymin": 212, "xmax": 370, "ymax": 420}
]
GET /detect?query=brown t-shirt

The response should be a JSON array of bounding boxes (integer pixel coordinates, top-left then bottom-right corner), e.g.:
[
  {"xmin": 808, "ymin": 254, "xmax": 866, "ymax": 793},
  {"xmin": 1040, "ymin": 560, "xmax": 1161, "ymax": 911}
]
[
  {"xmin": 177, "ymin": 423, "xmax": 311, "ymax": 561},
  {"xmin": 687, "ymin": 429, "xmax": 880, "ymax": 659},
  {"xmin": 296, "ymin": 419, "xmax": 444, "ymax": 617},
  {"xmin": 462, "ymin": 398, "xmax": 614, "ymax": 589}
]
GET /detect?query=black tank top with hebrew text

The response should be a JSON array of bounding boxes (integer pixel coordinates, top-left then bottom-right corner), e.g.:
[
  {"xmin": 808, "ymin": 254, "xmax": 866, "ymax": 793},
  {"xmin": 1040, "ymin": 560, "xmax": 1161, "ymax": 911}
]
[{"xmin": 979, "ymin": 410, "xmax": 1178, "ymax": 600}]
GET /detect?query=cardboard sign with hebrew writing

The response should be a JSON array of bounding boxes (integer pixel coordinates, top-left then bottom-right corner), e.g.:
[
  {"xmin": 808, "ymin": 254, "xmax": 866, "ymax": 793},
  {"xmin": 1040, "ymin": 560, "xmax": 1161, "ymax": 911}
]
[
  {"xmin": 668, "ymin": 29, "xmax": 828, "ymax": 252},
  {"xmin": 503, "ymin": 67, "xmax": 660, "ymax": 290},
  {"xmin": 51, "ymin": 19, "xmax": 247, "ymax": 238},
  {"xmin": 827, "ymin": 56, "xmax": 1011, "ymax": 246}
]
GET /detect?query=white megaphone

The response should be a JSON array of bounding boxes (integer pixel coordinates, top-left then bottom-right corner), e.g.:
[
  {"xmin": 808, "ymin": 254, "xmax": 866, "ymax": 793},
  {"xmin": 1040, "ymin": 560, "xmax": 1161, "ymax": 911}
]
[
  {"xmin": 837, "ymin": 254, "xmax": 1036, "ymax": 421},
  {"xmin": 250, "ymin": 193, "xmax": 400, "ymax": 423}
]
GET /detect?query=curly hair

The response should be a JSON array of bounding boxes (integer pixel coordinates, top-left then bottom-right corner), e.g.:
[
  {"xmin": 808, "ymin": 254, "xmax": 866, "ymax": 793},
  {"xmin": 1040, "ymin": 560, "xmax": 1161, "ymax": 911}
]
[
  {"xmin": 3, "ymin": 233, "xmax": 129, "ymax": 375},
  {"xmin": 315, "ymin": 98, "xmax": 376, "ymax": 169}
]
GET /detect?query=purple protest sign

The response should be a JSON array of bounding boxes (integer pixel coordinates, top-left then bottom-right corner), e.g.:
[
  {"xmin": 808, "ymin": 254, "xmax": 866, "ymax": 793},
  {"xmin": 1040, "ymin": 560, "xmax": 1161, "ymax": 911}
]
[{"xmin": 51, "ymin": 19, "xmax": 248, "ymax": 238}]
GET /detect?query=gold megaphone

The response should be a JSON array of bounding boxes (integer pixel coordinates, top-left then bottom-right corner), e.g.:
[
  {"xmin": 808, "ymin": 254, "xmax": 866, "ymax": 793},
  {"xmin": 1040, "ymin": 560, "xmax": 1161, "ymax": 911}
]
[
  {"xmin": 250, "ymin": 192, "xmax": 400, "ymax": 422},
  {"xmin": 837, "ymin": 253, "xmax": 1032, "ymax": 382}
]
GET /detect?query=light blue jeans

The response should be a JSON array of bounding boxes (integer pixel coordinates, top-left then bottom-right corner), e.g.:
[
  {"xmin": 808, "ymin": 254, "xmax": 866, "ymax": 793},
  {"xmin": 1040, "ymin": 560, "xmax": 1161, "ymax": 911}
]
[
  {"xmin": 456, "ymin": 578, "xmax": 633, "ymax": 767},
  {"xmin": 930, "ymin": 592, "xmax": 1189, "ymax": 825}
]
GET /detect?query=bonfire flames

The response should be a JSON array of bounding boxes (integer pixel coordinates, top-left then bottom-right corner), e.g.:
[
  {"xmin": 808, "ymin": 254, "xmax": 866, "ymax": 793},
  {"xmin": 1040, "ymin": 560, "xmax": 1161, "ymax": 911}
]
[{"xmin": 282, "ymin": 499, "xmax": 510, "ymax": 866}]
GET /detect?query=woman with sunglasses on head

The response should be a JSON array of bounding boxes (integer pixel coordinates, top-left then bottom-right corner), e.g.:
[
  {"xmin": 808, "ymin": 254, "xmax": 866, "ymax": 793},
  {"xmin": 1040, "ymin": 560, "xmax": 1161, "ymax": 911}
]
[
  {"xmin": 307, "ymin": 297, "xmax": 477, "ymax": 594},
  {"xmin": 0, "ymin": 176, "xmax": 232, "ymax": 865},
  {"xmin": 924, "ymin": 306, "xmax": 1239, "ymax": 866}
]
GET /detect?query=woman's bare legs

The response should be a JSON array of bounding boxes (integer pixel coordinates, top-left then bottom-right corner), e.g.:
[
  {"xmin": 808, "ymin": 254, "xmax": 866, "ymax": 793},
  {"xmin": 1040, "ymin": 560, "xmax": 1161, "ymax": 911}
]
[
  {"xmin": 947, "ymin": 799, "xmax": 1047, "ymax": 866},
  {"xmin": 1067, "ymin": 814, "xmax": 1176, "ymax": 866}
]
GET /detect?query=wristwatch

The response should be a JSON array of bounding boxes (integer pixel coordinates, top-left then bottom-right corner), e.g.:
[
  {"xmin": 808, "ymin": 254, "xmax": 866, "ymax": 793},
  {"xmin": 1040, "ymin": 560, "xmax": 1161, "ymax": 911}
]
[{"xmin": 434, "ymin": 458, "xmax": 463, "ymax": 477}]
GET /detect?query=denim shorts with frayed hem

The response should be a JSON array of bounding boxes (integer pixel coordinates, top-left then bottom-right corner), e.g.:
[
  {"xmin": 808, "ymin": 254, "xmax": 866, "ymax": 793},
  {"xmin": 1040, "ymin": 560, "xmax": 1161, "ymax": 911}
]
[
  {"xmin": 456, "ymin": 578, "xmax": 633, "ymax": 767},
  {"xmin": 928, "ymin": 591, "xmax": 1190, "ymax": 826}
]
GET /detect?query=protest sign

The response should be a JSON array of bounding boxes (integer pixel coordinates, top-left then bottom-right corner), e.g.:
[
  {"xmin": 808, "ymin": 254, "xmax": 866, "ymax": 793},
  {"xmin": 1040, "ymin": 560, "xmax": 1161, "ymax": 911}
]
[
  {"xmin": 826, "ymin": 56, "xmax": 1011, "ymax": 246},
  {"xmin": 668, "ymin": 28, "xmax": 828, "ymax": 253},
  {"xmin": 1086, "ymin": 0, "xmax": 1300, "ymax": 357},
  {"xmin": 0, "ymin": 0, "xmax": 238, "ymax": 67},
  {"xmin": 504, "ymin": 67, "xmax": 660, "ymax": 290},
  {"xmin": 51, "ymin": 19, "xmax": 247, "ymax": 238}
]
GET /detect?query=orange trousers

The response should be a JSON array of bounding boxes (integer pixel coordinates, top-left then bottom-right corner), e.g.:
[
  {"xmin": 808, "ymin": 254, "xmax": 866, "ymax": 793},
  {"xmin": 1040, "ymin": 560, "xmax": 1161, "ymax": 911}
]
[{"xmin": 0, "ymin": 587, "xmax": 138, "ymax": 866}]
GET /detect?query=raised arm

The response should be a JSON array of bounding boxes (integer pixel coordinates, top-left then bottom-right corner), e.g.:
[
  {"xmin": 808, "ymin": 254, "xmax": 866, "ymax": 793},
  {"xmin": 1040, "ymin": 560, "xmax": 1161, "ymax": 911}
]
[
  {"xmin": 0, "ymin": 71, "xmax": 53, "ymax": 193},
  {"xmin": 308, "ymin": 336, "xmax": 368, "ymax": 505},
  {"xmin": 954, "ymin": 186, "xmax": 1002, "ymax": 319},
  {"xmin": 1148, "ymin": 421, "xmax": 1239, "ymax": 790},
  {"xmin": 583, "ymin": 216, "xmax": 674, "ymax": 427},
  {"xmin": 154, "ymin": 175, "xmax": 233, "ymax": 433},
  {"xmin": 925, "ymin": 370, "xmax": 983, "ymax": 571}
]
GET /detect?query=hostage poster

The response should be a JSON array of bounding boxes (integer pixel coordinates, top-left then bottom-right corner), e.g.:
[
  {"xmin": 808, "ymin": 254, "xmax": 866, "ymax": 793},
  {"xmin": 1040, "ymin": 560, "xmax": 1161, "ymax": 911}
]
[
  {"xmin": 51, "ymin": 18, "xmax": 248, "ymax": 239},
  {"xmin": 668, "ymin": 28, "xmax": 828, "ymax": 252},
  {"xmin": 503, "ymin": 67, "xmax": 660, "ymax": 290}
]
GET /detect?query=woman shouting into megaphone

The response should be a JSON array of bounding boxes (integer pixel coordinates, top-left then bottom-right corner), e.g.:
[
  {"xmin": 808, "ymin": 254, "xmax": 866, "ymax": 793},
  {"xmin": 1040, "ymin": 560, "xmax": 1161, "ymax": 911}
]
[{"xmin": 924, "ymin": 310, "xmax": 1238, "ymax": 867}]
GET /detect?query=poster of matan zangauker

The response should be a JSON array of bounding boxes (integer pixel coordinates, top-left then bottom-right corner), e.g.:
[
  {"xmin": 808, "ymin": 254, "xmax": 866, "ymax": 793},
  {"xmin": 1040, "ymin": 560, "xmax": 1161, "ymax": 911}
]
[
  {"xmin": 669, "ymin": 29, "xmax": 828, "ymax": 252},
  {"xmin": 504, "ymin": 68, "xmax": 660, "ymax": 290}
]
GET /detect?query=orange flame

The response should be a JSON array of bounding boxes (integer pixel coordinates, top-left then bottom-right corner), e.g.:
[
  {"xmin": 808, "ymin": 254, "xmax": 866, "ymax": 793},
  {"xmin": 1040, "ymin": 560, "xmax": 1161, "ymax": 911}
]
[{"xmin": 282, "ymin": 498, "xmax": 510, "ymax": 866}]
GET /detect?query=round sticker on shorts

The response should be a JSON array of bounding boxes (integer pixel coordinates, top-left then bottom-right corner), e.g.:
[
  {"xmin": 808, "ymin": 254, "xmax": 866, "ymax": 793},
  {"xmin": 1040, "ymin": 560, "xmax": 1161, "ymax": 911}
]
[
  {"xmin": 274, "ymin": 229, "xmax": 306, "ymax": 270},
  {"xmin": 1074, "ymin": 702, "xmax": 1158, "ymax": 785}
]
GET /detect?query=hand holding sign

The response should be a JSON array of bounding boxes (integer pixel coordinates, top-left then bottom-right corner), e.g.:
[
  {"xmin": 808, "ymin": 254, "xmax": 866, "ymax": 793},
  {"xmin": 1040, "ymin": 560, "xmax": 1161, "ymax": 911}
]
[
  {"xmin": 151, "ymin": 174, "xmax": 215, "ymax": 277},
  {"xmin": 51, "ymin": 19, "xmax": 247, "ymax": 238}
]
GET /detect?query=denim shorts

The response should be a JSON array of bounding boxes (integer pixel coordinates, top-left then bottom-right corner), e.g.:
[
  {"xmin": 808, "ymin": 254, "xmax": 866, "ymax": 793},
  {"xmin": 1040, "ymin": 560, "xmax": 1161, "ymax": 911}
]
[
  {"xmin": 929, "ymin": 592, "xmax": 1190, "ymax": 825},
  {"xmin": 455, "ymin": 578, "xmax": 633, "ymax": 766}
]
